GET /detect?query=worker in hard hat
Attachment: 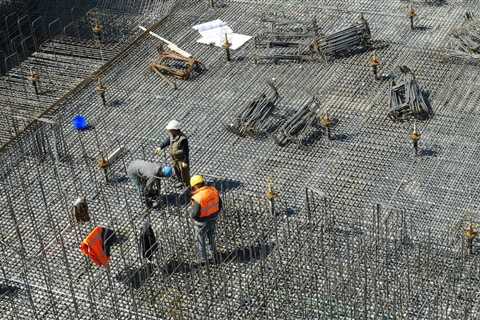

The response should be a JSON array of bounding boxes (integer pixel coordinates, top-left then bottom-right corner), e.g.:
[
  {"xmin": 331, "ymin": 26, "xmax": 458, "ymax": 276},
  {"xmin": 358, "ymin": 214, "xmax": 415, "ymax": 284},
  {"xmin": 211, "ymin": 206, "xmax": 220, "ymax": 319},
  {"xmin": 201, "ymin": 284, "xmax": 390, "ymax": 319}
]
[
  {"xmin": 189, "ymin": 175, "xmax": 222, "ymax": 263},
  {"xmin": 155, "ymin": 120, "xmax": 190, "ymax": 188},
  {"xmin": 127, "ymin": 160, "xmax": 174, "ymax": 207}
]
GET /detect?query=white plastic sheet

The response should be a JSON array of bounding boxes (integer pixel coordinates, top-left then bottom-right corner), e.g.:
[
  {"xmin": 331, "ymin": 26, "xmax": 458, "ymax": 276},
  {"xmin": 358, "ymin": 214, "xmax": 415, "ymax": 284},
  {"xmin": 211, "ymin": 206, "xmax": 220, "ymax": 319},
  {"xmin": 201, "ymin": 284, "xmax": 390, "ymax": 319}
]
[{"xmin": 192, "ymin": 19, "xmax": 252, "ymax": 50}]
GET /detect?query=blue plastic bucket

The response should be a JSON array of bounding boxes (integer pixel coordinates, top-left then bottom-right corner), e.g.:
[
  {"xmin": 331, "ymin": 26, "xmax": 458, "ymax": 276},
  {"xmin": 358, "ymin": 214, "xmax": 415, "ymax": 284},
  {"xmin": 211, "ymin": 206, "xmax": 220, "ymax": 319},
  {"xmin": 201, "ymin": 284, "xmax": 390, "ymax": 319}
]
[{"xmin": 72, "ymin": 115, "xmax": 89, "ymax": 131}]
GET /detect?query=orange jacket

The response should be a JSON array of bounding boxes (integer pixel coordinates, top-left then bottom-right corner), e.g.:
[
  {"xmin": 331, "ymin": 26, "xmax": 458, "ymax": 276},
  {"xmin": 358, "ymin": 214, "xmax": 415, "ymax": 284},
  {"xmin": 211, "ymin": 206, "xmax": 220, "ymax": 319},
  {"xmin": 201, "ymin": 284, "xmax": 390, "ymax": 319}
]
[
  {"xmin": 191, "ymin": 186, "xmax": 220, "ymax": 219},
  {"xmin": 80, "ymin": 227, "xmax": 112, "ymax": 267}
]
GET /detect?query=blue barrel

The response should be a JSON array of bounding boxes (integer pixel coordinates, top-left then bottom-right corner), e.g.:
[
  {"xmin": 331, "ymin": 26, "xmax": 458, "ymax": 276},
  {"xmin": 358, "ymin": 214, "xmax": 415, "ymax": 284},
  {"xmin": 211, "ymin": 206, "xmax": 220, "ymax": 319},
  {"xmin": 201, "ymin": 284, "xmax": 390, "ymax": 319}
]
[{"xmin": 72, "ymin": 115, "xmax": 89, "ymax": 131}]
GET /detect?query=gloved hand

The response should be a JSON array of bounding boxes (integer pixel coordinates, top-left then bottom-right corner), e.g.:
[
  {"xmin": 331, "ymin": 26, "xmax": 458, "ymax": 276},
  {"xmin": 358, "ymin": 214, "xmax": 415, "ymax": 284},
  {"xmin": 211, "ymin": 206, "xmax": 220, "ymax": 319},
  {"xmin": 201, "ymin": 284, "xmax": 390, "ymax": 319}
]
[{"xmin": 154, "ymin": 147, "xmax": 162, "ymax": 156}]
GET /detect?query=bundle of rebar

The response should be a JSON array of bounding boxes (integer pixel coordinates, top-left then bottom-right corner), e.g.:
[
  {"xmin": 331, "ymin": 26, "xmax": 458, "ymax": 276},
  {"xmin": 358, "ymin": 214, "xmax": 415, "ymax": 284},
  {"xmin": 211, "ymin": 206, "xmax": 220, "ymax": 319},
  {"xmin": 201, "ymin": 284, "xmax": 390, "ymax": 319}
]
[
  {"xmin": 272, "ymin": 97, "xmax": 320, "ymax": 146},
  {"xmin": 225, "ymin": 81, "xmax": 280, "ymax": 137},
  {"xmin": 253, "ymin": 15, "xmax": 321, "ymax": 64},
  {"xmin": 447, "ymin": 13, "xmax": 480, "ymax": 60},
  {"xmin": 259, "ymin": 13, "xmax": 320, "ymax": 40},
  {"xmin": 388, "ymin": 66, "xmax": 433, "ymax": 122},
  {"xmin": 254, "ymin": 14, "xmax": 371, "ymax": 64},
  {"xmin": 313, "ymin": 14, "xmax": 372, "ymax": 58}
]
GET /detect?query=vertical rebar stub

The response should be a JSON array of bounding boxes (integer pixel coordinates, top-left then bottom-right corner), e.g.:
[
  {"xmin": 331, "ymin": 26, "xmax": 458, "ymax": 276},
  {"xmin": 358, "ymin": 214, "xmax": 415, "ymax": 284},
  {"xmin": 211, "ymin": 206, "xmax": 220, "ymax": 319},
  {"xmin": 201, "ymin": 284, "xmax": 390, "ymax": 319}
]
[
  {"xmin": 266, "ymin": 177, "xmax": 278, "ymax": 200},
  {"xmin": 223, "ymin": 33, "xmax": 232, "ymax": 62}
]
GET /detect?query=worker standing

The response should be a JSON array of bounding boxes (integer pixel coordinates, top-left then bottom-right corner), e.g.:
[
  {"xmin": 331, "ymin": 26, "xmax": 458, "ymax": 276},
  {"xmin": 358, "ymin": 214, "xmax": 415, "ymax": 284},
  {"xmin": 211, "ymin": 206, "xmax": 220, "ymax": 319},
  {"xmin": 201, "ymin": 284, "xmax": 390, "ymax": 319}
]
[
  {"xmin": 189, "ymin": 175, "xmax": 222, "ymax": 263},
  {"xmin": 156, "ymin": 120, "xmax": 190, "ymax": 188}
]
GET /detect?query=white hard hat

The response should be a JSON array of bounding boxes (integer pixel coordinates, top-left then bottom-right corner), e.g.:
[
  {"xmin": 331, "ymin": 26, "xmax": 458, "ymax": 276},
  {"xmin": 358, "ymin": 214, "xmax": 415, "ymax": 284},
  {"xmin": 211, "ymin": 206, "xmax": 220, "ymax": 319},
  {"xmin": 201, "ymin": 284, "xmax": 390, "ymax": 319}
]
[{"xmin": 165, "ymin": 120, "xmax": 181, "ymax": 131}]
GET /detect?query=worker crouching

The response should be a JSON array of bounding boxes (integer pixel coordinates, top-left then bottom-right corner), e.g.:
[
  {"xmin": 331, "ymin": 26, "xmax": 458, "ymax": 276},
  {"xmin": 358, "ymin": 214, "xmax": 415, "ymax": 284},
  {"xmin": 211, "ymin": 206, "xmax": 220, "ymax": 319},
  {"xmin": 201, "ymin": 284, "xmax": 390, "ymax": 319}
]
[
  {"xmin": 156, "ymin": 120, "xmax": 190, "ymax": 188},
  {"xmin": 189, "ymin": 175, "xmax": 222, "ymax": 263},
  {"xmin": 127, "ymin": 160, "xmax": 174, "ymax": 208}
]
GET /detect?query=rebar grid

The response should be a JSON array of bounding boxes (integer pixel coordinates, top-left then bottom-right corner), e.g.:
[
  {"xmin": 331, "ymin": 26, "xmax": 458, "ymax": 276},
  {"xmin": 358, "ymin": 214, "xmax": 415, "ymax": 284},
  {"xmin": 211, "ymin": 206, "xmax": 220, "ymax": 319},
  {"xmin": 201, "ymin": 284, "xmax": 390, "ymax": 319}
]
[
  {"xmin": 2, "ymin": 0, "xmax": 480, "ymax": 319},
  {"xmin": 0, "ymin": 0, "xmax": 185, "ymax": 147}
]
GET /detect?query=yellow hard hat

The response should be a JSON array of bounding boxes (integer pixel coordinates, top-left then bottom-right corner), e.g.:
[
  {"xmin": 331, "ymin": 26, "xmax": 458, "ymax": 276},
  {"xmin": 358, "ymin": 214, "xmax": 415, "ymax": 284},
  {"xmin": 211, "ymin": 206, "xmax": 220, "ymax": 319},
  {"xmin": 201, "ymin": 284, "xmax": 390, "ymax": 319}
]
[{"xmin": 190, "ymin": 175, "xmax": 205, "ymax": 187}]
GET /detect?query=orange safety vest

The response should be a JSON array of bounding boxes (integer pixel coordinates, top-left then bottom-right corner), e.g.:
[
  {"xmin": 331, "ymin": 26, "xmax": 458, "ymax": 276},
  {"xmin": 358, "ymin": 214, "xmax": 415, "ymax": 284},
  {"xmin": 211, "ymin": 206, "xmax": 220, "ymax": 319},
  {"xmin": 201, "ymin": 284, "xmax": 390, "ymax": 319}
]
[
  {"xmin": 191, "ymin": 186, "xmax": 220, "ymax": 218},
  {"xmin": 80, "ymin": 227, "xmax": 110, "ymax": 267}
]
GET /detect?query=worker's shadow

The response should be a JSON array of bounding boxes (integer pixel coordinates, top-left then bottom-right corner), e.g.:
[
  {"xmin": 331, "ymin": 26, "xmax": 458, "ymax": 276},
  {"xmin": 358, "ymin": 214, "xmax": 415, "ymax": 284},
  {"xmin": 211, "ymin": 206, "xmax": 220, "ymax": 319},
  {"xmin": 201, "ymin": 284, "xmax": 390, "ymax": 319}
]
[
  {"xmin": 160, "ymin": 241, "xmax": 276, "ymax": 275},
  {"xmin": 221, "ymin": 241, "xmax": 275, "ymax": 264},
  {"xmin": 115, "ymin": 263, "xmax": 156, "ymax": 290},
  {"xmin": 155, "ymin": 192, "xmax": 186, "ymax": 208},
  {"xmin": 116, "ymin": 241, "xmax": 275, "ymax": 289}
]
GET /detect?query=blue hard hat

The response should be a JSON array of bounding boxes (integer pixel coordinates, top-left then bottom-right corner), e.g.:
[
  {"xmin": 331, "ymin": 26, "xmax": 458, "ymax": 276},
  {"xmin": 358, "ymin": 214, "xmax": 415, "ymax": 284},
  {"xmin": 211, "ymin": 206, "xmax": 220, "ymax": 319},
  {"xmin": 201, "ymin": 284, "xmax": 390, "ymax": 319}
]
[{"xmin": 162, "ymin": 166, "xmax": 173, "ymax": 177}]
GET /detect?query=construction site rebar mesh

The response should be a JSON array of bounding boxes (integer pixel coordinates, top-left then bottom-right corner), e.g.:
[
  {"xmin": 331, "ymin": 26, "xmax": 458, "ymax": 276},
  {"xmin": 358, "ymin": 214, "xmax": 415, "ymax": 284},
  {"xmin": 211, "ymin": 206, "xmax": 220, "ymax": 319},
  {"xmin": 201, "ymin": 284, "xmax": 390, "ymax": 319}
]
[{"xmin": 2, "ymin": 0, "xmax": 480, "ymax": 319}]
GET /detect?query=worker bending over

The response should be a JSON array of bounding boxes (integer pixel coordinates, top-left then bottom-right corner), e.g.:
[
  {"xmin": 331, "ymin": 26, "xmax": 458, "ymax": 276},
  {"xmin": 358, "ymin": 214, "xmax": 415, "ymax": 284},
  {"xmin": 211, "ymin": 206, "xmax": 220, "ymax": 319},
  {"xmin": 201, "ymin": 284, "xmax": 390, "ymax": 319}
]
[
  {"xmin": 156, "ymin": 120, "xmax": 190, "ymax": 188},
  {"xmin": 189, "ymin": 175, "xmax": 222, "ymax": 263},
  {"xmin": 127, "ymin": 160, "xmax": 173, "ymax": 206}
]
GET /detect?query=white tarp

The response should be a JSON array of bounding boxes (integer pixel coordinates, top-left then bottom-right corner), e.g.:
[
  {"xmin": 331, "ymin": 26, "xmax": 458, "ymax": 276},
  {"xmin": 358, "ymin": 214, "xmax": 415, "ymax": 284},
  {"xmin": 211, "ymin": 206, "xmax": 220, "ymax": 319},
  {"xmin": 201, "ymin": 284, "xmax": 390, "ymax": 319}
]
[{"xmin": 192, "ymin": 19, "xmax": 252, "ymax": 50}]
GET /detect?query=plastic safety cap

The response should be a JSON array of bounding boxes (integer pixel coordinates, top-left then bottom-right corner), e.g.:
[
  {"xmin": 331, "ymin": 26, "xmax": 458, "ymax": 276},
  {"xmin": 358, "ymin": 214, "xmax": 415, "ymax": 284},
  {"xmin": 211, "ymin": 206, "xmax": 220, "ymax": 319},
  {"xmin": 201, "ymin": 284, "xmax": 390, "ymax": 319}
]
[
  {"xmin": 165, "ymin": 120, "xmax": 181, "ymax": 131},
  {"xmin": 190, "ymin": 175, "xmax": 205, "ymax": 187}
]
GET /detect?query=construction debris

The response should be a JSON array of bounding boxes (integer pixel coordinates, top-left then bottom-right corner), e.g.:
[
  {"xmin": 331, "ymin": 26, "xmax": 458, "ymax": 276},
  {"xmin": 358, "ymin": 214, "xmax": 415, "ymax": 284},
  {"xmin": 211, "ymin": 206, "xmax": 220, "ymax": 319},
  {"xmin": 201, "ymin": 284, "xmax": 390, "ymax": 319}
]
[
  {"xmin": 72, "ymin": 197, "xmax": 90, "ymax": 223},
  {"xmin": 149, "ymin": 49, "xmax": 206, "ymax": 80},
  {"xmin": 388, "ymin": 66, "xmax": 433, "ymax": 122},
  {"xmin": 447, "ymin": 13, "xmax": 480, "ymax": 60},
  {"xmin": 225, "ymin": 81, "xmax": 279, "ymax": 137}
]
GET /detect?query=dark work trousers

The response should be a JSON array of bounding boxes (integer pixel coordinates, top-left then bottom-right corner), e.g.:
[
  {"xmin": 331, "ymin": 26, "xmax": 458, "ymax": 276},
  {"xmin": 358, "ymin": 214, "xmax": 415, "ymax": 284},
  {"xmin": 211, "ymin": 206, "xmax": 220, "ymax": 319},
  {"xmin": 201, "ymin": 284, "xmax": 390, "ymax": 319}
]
[
  {"xmin": 130, "ymin": 175, "xmax": 145, "ymax": 195},
  {"xmin": 193, "ymin": 216, "xmax": 218, "ymax": 260},
  {"xmin": 173, "ymin": 160, "xmax": 190, "ymax": 187}
]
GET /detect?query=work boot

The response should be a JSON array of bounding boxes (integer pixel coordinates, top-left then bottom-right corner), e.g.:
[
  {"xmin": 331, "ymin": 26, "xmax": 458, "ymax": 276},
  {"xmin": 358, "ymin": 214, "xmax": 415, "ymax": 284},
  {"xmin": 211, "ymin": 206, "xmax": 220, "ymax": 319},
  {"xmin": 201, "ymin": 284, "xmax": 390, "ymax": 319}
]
[
  {"xmin": 174, "ymin": 182, "xmax": 184, "ymax": 189},
  {"xmin": 213, "ymin": 251, "xmax": 223, "ymax": 264},
  {"xmin": 193, "ymin": 257, "xmax": 207, "ymax": 266},
  {"xmin": 145, "ymin": 198, "xmax": 153, "ymax": 209}
]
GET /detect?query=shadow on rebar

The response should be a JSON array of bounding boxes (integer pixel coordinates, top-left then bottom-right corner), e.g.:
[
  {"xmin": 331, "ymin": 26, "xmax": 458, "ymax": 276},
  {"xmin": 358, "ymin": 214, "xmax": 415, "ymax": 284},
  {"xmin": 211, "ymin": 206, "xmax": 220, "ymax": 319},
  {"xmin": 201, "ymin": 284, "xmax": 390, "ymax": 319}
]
[
  {"xmin": 0, "ymin": 285, "xmax": 20, "ymax": 298},
  {"xmin": 413, "ymin": 25, "xmax": 433, "ymax": 32},
  {"xmin": 115, "ymin": 263, "xmax": 155, "ymax": 289},
  {"xmin": 335, "ymin": 133, "xmax": 352, "ymax": 143},
  {"xmin": 419, "ymin": 148, "xmax": 438, "ymax": 157},
  {"xmin": 224, "ymin": 241, "xmax": 275, "ymax": 263},
  {"xmin": 207, "ymin": 177, "xmax": 242, "ymax": 193},
  {"xmin": 302, "ymin": 129, "xmax": 324, "ymax": 147},
  {"xmin": 155, "ymin": 192, "xmax": 186, "ymax": 208}
]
